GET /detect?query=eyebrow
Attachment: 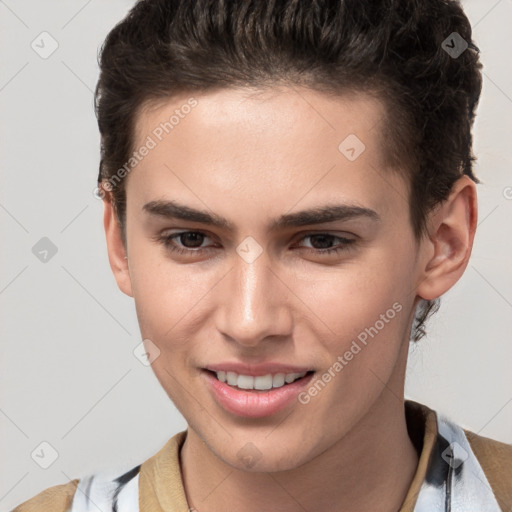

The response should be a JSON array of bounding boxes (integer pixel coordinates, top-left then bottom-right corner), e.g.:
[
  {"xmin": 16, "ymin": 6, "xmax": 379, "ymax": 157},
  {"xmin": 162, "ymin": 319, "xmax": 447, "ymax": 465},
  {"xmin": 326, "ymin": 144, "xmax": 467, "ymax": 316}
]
[{"xmin": 142, "ymin": 199, "xmax": 380, "ymax": 231}]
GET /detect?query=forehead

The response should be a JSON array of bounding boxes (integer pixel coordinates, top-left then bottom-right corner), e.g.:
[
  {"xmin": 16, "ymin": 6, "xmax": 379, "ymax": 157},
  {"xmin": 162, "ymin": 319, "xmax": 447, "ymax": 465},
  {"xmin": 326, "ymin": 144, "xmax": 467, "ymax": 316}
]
[
  {"xmin": 134, "ymin": 86, "xmax": 386, "ymax": 154},
  {"xmin": 127, "ymin": 86, "xmax": 407, "ymax": 228}
]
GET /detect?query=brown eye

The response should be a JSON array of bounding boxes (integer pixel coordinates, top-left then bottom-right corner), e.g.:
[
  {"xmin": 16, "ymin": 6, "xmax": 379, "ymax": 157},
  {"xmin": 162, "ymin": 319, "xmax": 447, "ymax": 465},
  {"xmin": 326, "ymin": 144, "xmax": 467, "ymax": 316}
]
[
  {"xmin": 296, "ymin": 233, "xmax": 356, "ymax": 255},
  {"xmin": 159, "ymin": 231, "xmax": 214, "ymax": 256},
  {"xmin": 176, "ymin": 232, "xmax": 206, "ymax": 248}
]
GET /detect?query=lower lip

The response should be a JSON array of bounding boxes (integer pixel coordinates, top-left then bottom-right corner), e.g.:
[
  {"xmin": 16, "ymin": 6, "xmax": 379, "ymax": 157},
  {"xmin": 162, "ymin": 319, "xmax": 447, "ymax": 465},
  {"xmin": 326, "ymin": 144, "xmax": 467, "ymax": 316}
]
[{"xmin": 202, "ymin": 370, "xmax": 315, "ymax": 418}]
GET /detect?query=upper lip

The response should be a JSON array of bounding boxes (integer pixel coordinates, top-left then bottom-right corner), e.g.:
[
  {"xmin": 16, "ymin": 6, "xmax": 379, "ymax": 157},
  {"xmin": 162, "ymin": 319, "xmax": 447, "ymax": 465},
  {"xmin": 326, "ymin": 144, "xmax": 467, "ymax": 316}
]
[{"xmin": 203, "ymin": 362, "xmax": 313, "ymax": 377}]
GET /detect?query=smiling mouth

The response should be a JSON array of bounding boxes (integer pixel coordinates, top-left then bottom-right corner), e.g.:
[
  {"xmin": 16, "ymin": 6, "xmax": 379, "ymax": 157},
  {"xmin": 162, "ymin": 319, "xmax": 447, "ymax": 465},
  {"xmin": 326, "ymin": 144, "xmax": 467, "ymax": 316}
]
[{"xmin": 203, "ymin": 369, "xmax": 315, "ymax": 392}]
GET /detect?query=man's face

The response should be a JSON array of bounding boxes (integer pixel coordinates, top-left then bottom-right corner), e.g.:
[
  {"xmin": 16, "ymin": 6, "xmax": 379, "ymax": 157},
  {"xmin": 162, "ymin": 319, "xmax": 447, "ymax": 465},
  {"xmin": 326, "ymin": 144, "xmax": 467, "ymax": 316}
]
[{"xmin": 116, "ymin": 87, "xmax": 423, "ymax": 471}]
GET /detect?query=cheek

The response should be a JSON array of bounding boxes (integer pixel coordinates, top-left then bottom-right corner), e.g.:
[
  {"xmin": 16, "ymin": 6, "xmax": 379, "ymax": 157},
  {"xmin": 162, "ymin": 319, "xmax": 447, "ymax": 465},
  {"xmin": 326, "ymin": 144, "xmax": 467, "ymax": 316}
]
[
  {"xmin": 128, "ymin": 257, "xmax": 224, "ymax": 395},
  {"xmin": 130, "ymin": 266, "xmax": 199, "ymax": 404},
  {"xmin": 299, "ymin": 240, "xmax": 415, "ymax": 377},
  {"xmin": 131, "ymin": 267, "xmax": 210, "ymax": 342},
  {"xmin": 298, "ymin": 270, "xmax": 409, "ymax": 418},
  {"xmin": 301, "ymin": 258, "xmax": 409, "ymax": 336},
  {"xmin": 126, "ymin": 228, "xmax": 212, "ymax": 337},
  {"xmin": 311, "ymin": 279, "xmax": 405, "ymax": 381}
]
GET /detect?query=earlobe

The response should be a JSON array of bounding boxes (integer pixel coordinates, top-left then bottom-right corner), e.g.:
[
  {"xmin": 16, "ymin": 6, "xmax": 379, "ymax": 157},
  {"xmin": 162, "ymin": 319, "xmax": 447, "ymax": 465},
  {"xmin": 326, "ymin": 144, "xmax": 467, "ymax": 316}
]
[
  {"xmin": 417, "ymin": 175, "xmax": 478, "ymax": 301},
  {"xmin": 102, "ymin": 188, "xmax": 134, "ymax": 298}
]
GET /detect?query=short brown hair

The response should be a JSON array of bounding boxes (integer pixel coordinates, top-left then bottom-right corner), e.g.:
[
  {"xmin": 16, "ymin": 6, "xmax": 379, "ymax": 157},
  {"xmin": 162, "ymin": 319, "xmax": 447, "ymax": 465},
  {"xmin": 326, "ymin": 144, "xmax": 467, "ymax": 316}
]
[{"xmin": 94, "ymin": 0, "xmax": 482, "ymax": 341}]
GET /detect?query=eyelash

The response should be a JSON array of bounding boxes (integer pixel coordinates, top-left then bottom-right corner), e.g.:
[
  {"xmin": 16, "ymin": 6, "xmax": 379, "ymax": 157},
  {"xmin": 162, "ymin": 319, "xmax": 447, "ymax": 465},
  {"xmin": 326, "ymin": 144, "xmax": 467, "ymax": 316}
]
[{"xmin": 157, "ymin": 231, "xmax": 356, "ymax": 257}]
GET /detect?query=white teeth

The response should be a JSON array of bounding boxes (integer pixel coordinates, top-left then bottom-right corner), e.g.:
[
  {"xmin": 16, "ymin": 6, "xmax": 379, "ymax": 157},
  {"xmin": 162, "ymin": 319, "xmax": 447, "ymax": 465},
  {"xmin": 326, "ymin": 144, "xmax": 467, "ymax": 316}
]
[
  {"xmin": 285, "ymin": 372, "xmax": 303, "ymax": 383},
  {"xmin": 226, "ymin": 371, "xmax": 238, "ymax": 386},
  {"xmin": 254, "ymin": 375, "xmax": 273, "ymax": 390},
  {"xmin": 272, "ymin": 373, "xmax": 285, "ymax": 387},
  {"xmin": 237, "ymin": 375, "xmax": 254, "ymax": 389},
  {"xmin": 214, "ymin": 370, "xmax": 308, "ymax": 390}
]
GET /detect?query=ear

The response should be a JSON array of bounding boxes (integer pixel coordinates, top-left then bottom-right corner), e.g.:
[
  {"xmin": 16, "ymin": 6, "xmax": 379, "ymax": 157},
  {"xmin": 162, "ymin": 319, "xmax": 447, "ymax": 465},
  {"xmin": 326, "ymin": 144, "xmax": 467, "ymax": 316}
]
[
  {"xmin": 417, "ymin": 175, "xmax": 478, "ymax": 301},
  {"xmin": 102, "ymin": 185, "xmax": 133, "ymax": 297}
]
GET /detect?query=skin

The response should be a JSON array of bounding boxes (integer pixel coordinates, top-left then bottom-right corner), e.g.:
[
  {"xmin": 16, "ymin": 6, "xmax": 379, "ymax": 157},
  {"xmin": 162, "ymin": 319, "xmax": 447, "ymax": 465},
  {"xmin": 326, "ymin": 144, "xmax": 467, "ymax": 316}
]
[{"xmin": 102, "ymin": 86, "xmax": 477, "ymax": 512}]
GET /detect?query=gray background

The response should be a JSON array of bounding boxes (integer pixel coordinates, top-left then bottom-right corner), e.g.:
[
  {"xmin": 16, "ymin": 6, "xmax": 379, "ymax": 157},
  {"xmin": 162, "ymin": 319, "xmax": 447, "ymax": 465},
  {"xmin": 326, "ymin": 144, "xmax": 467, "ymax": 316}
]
[{"xmin": 1, "ymin": 1, "xmax": 511, "ymax": 510}]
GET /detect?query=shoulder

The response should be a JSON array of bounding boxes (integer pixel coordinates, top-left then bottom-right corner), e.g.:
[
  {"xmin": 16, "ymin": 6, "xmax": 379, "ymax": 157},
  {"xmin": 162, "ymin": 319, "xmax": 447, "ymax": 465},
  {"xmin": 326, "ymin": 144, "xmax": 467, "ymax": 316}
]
[
  {"xmin": 11, "ymin": 479, "xmax": 79, "ymax": 512},
  {"xmin": 10, "ymin": 463, "xmax": 141, "ymax": 512},
  {"xmin": 464, "ymin": 428, "xmax": 512, "ymax": 511},
  {"xmin": 9, "ymin": 432, "xmax": 186, "ymax": 512}
]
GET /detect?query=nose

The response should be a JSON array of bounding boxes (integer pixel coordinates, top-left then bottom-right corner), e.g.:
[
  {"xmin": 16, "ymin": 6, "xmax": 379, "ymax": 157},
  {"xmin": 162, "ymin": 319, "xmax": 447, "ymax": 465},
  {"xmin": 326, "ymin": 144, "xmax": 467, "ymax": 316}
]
[{"xmin": 216, "ymin": 246, "xmax": 293, "ymax": 348}]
